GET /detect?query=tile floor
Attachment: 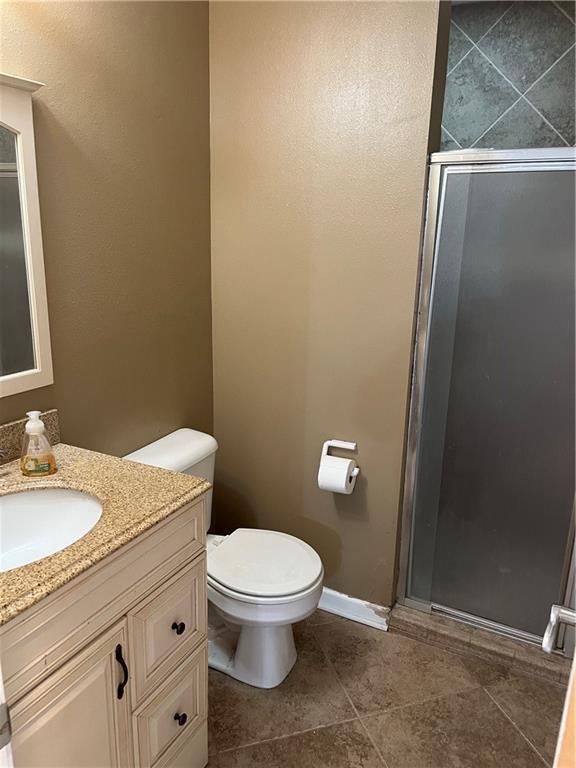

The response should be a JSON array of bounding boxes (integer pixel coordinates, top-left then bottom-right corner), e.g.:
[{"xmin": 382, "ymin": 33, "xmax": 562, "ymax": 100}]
[{"xmin": 207, "ymin": 611, "xmax": 567, "ymax": 768}]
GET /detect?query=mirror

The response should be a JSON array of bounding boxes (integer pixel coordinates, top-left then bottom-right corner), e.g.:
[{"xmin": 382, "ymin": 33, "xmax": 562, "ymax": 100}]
[
  {"xmin": 0, "ymin": 124, "xmax": 36, "ymax": 376},
  {"xmin": 0, "ymin": 73, "xmax": 53, "ymax": 397}
]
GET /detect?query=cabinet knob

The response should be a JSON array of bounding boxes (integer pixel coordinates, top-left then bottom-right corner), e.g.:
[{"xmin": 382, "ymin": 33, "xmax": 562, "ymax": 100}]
[
  {"xmin": 174, "ymin": 712, "xmax": 188, "ymax": 727},
  {"xmin": 171, "ymin": 621, "xmax": 185, "ymax": 635}
]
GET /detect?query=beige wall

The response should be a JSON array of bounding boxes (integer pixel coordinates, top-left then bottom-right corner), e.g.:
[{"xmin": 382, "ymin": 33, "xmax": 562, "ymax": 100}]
[
  {"xmin": 210, "ymin": 1, "xmax": 441, "ymax": 605},
  {"xmin": 0, "ymin": 2, "xmax": 212, "ymax": 455}
]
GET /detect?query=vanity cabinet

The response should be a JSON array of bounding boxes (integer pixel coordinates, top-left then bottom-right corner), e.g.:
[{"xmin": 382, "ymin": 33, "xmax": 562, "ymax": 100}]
[{"xmin": 2, "ymin": 497, "xmax": 208, "ymax": 768}]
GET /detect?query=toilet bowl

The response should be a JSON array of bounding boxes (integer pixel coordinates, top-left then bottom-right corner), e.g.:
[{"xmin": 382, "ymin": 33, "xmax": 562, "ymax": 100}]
[
  {"xmin": 207, "ymin": 530, "xmax": 323, "ymax": 687},
  {"xmin": 125, "ymin": 429, "xmax": 324, "ymax": 688}
]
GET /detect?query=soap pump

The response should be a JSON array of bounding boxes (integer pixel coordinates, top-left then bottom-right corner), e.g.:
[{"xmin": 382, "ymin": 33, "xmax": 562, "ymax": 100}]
[{"xmin": 21, "ymin": 411, "xmax": 57, "ymax": 477}]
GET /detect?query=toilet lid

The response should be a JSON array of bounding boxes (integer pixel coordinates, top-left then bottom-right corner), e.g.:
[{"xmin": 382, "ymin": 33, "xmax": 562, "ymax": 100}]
[{"xmin": 207, "ymin": 529, "xmax": 323, "ymax": 597}]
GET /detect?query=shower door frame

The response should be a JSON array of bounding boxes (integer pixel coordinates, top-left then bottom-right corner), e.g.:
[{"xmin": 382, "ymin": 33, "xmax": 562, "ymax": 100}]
[{"xmin": 397, "ymin": 147, "xmax": 576, "ymax": 647}]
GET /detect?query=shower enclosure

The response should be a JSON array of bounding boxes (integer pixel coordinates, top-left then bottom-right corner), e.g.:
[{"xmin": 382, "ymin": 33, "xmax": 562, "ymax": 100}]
[{"xmin": 399, "ymin": 148, "xmax": 575, "ymax": 646}]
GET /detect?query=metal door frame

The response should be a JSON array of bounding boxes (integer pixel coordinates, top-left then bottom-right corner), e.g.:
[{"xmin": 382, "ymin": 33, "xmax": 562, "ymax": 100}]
[{"xmin": 396, "ymin": 148, "xmax": 576, "ymax": 647}]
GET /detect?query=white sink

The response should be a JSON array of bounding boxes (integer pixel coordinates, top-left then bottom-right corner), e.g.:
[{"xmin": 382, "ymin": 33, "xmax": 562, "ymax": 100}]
[{"xmin": 0, "ymin": 488, "xmax": 102, "ymax": 572}]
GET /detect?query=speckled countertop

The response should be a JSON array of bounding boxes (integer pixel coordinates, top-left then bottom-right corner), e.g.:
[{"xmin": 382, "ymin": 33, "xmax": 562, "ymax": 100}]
[{"xmin": 0, "ymin": 444, "xmax": 210, "ymax": 625}]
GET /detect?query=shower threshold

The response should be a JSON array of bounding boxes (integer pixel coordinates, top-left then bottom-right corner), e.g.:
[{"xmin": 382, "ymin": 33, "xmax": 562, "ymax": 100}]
[
  {"xmin": 430, "ymin": 603, "xmax": 542, "ymax": 646},
  {"xmin": 390, "ymin": 602, "xmax": 571, "ymax": 684}
]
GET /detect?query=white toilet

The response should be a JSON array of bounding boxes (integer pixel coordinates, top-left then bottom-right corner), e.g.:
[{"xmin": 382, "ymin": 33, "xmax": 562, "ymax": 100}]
[{"xmin": 125, "ymin": 428, "xmax": 324, "ymax": 689}]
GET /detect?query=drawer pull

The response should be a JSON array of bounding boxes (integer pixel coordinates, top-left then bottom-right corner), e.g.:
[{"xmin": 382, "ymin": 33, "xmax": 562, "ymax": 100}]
[
  {"xmin": 115, "ymin": 643, "xmax": 129, "ymax": 700},
  {"xmin": 171, "ymin": 621, "xmax": 186, "ymax": 635},
  {"xmin": 173, "ymin": 712, "xmax": 188, "ymax": 727}
]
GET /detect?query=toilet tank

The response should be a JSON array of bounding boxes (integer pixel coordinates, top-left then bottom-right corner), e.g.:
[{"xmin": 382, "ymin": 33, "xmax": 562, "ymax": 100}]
[{"xmin": 124, "ymin": 429, "xmax": 218, "ymax": 531}]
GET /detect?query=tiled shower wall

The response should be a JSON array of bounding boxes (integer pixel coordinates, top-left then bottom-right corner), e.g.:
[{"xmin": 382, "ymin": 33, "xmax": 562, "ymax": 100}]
[{"xmin": 441, "ymin": 1, "xmax": 575, "ymax": 150}]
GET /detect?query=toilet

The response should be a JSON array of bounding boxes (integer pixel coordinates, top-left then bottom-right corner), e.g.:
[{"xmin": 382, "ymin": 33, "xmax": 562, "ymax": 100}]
[{"xmin": 125, "ymin": 428, "xmax": 324, "ymax": 689}]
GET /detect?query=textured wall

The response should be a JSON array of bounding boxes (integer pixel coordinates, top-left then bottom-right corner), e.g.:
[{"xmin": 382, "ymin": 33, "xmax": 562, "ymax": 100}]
[
  {"xmin": 0, "ymin": 3, "xmax": 213, "ymax": 455},
  {"xmin": 210, "ymin": 1, "xmax": 442, "ymax": 605},
  {"xmin": 442, "ymin": 1, "xmax": 575, "ymax": 149}
]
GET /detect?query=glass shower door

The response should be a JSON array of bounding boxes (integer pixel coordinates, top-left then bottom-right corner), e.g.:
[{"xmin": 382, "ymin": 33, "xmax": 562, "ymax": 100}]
[{"xmin": 405, "ymin": 151, "xmax": 575, "ymax": 639}]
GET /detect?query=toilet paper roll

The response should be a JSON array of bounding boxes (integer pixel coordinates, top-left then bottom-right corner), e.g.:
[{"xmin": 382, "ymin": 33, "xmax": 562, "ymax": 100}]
[{"xmin": 318, "ymin": 454, "xmax": 359, "ymax": 495}]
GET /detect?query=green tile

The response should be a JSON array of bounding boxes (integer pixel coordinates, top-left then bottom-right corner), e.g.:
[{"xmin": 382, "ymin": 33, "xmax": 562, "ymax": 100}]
[
  {"xmin": 447, "ymin": 21, "xmax": 473, "ymax": 72},
  {"xmin": 443, "ymin": 48, "xmax": 518, "ymax": 147},
  {"xmin": 556, "ymin": 1, "xmax": 576, "ymax": 21},
  {"xmin": 478, "ymin": 1, "xmax": 575, "ymax": 91},
  {"xmin": 451, "ymin": 2, "xmax": 512, "ymax": 43},
  {"xmin": 474, "ymin": 99, "xmax": 563, "ymax": 149},
  {"xmin": 526, "ymin": 47, "xmax": 575, "ymax": 144}
]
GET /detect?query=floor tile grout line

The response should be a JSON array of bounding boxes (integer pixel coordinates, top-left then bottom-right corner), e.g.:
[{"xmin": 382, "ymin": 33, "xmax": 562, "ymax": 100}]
[
  {"xmin": 446, "ymin": 38, "xmax": 474, "ymax": 78},
  {"xmin": 311, "ymin": 628, "xmax": 391, "ymax": 768},
  {"xmin": 483, "ymin": 687, "xmax": 552, "ymax": 768},
  {"xmin": 355, "ymin": 717, "xmax": 391, "ymax": 768},
  {"xmin": 358, "ymin": 682, "xmax": 486, "ymax": 720},
  {"xmin": 327, "ymin": 665, "xmax": 391, "ymax": 767},
  {"xmin": 523, "ymin": 41, "xmax": 576, "ymax": 97},
  {"xmin": 519, "ymin": 96, "xmax": 571, "ymax": 146},
  {"xmin": 472, "ymin": 3, "xmax": 514, "ymax": 48},
  {"xmin": 449, "ymin": 17, "xmax": 474, "ymax": 45},
  {"xmin": 474, "ymin": 44, "xmax": 525, "ymax": 98},
  {"xmin": 448, "ymin": 3, "xmax": 518, "ymax": 78},
  {"xmin": 521, "ymin": 42, "xmax": 576, "ymax": 146},
  {"xmin": 519, "ymin": 40, "xmax": 575, "ymax": 145},
  {"xmin": 469, "ymin": 94, "xmax": 523, "ymax": 147},
  {"xmin": 440, "ymin": 124, "xmax": 463, "ymax": 149},
  {"xmin": 553, "ymin": 0, "xmax": 576, "ymax": 25},
  {"xmin": 214, "ymin": 715, "xmax": 360, "ymax": 756}
]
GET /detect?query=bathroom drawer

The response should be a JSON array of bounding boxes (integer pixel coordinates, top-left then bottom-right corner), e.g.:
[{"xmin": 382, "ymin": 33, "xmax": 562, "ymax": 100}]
[
  {"xmin": 150, "ymin": 721, "xmax": 207, "ymax": 768},
  {"xmin": 133, "ymin": 645, "xmax": 207, "ymax": 768},
  {"xmin": 128, "ymin": 556, "xmax": 207, "ymax": 705}
]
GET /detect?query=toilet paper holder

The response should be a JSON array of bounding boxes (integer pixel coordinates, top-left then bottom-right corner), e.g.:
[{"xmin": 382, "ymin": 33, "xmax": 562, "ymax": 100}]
[
  {"xmin": 318, "ymin": 440, "xmax": 360, "ymax": 494},
  {"xmin": 320, "ymin": 439, "xmax": 359, "ymax": 463}
]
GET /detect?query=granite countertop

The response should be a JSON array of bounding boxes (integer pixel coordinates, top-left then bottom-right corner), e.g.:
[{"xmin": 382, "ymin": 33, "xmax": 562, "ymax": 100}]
[{"xmin": 0, "ymin": 443, "xmax": 210, "ymax": 625}]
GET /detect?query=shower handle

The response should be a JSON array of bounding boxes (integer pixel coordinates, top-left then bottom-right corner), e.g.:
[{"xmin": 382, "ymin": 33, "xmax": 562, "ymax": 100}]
[{"xmin": 542, "ymin": 604, "xmax": 576, "ymax": 654}]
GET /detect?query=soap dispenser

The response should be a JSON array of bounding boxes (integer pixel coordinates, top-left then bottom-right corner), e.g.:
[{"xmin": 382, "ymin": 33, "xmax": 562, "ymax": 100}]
[{"xmin": 21, "ymin": 411, "xmax": 57, "ymax": 477}]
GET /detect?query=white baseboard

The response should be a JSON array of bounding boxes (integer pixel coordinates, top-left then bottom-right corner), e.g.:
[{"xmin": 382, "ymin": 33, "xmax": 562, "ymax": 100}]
[{"xmin": 318, "ymin": 587, "xmax": 390, "ymax": 631}]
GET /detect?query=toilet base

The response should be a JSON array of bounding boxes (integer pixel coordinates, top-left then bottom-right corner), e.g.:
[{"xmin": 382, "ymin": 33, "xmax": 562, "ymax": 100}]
[{"xmin": 208, "ymin": 621, "xmax": 297, "ymax": 689}]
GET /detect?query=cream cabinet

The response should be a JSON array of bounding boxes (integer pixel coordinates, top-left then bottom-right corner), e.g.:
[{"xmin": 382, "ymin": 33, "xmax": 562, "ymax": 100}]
[
  {"xmin": 10, "ymin": 622, "xmax": 133, "ymax": 767},
  {"xmin": 2, "ymin": 498, "xmax": 208, "ymax": 768}
]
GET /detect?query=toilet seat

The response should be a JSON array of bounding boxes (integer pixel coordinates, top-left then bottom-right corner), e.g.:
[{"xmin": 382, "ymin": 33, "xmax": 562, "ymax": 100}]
[
  {"xmin": 208, "ymin": 570, "xmax": 324, "ymax": 605},
  {"xmin": 207, "ymin": 528, "xmax": 323, "ymax": 599}
]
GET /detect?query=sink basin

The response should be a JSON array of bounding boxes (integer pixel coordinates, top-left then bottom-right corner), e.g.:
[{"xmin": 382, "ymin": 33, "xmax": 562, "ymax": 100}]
[{"xmin": 0, "ymin": 488, "xmax": 102, "ymax": 572}]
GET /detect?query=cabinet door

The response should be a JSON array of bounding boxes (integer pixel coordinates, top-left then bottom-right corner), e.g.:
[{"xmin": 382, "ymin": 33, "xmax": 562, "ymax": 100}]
[{"xmin": 10, "ymin": 620, "xmax": 133, "ymax": 768}]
